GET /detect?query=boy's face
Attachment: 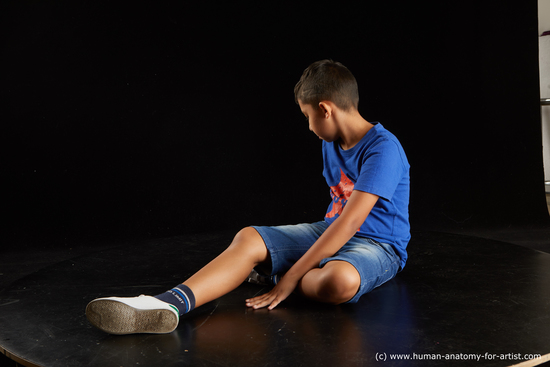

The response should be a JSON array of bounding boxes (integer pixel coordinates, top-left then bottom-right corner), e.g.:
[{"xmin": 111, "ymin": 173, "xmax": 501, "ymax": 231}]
[{"xmin": 298, "ymin": 100, "xmax": 338, "ymax": 142}]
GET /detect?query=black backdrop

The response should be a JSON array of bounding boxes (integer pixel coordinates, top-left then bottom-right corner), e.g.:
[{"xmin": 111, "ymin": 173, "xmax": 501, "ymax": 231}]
[{"xmin": 2, "ymin": 1, "xmax": 548, "ymax": 246}]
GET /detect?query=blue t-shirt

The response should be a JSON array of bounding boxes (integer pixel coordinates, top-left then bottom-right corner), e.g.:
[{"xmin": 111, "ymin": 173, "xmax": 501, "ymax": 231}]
[{"xmin": 322, "ymin": 122, "xmax": 410, "ymax": 269}]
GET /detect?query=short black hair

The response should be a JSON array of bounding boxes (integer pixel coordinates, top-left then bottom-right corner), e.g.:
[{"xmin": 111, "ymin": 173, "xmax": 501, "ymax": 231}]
[{"xmin": 294, "ymin": 60, "xmax": 359, "ymax": 111}]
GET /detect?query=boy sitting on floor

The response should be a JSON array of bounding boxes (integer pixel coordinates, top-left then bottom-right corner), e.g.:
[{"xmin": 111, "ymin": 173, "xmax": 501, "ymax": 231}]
[{"xmin": 86, "ymin": 59, "xmax": 411, "ymax": 335}]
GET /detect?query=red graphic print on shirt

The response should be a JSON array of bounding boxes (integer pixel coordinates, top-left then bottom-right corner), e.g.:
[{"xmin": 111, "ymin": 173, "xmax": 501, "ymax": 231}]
[{"xmin": 326, "ymin": 169, "xmax": 355, "ymax": 218}]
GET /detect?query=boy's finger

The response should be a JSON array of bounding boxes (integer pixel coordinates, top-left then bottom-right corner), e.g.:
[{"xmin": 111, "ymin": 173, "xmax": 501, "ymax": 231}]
[
  {"xmin": 251, "ymin": 292, "xmax": 272, "ymax": 301},
  {"xmin": 254, "ymin": 295, "xmax": 276, "ymax": 309},
  {"xmin": 267, "ymin": 299, "xmax": 280, "ymax": 310},
  {"xmin": 246, "ymin": 293, "xmax": 274, "ymax": 308}
]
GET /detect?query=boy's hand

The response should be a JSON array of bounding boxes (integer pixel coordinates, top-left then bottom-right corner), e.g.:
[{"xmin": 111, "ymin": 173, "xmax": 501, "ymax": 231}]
[{"xmin": 245, "ymin": 275, "xmax": 298, "ymax": 310}]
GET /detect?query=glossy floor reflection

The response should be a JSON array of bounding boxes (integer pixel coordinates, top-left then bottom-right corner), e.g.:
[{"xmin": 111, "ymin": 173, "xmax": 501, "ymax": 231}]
[{"xmin": 1, "ymin": 231, "xmax": 550, "ymax": 366}]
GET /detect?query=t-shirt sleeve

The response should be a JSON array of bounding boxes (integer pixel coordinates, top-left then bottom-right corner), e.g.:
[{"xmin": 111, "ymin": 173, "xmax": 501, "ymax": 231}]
[{"xmin": 353, "ymin": 139, "xmax": 406, "ymax": 201}]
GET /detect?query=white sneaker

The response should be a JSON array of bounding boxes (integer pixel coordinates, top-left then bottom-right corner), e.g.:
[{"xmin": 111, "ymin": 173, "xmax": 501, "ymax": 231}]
[{"xmin": 86, "ymin": 295, "xmax": 179, "ymax": 335}]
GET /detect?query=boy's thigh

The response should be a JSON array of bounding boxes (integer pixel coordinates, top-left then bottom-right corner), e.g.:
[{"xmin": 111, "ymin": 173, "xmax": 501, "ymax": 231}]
[
  {"xmin": 252, "ymin": 221, "xmax": 328, "ymax": 275},
  {"xmin": 320, "ymin": 238, "xmax": 400, "ymax": 303}
]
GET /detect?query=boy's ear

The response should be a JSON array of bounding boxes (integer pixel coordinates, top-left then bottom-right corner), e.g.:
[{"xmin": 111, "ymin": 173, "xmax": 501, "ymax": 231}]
[{"xmin": 318, "ymin": 101, "xmax": 333, "ymax": 118}]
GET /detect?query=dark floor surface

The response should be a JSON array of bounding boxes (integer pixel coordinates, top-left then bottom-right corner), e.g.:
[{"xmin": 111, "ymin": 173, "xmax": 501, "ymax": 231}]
[{"xmin": 1, "ymin": 228, "xmax": 550, "ymax": 366}]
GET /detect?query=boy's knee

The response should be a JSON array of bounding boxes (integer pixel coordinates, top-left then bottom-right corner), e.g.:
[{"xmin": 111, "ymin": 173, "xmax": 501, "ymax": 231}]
[
  {"xmin": 229, "ymin": 227, "xmax": 268, "ymax": 262},
  {"xmin": 233, "ymin": 227, "xmax": 261, "ymax": 244},
  {"xmin": 317, "ymin": 263, "xmax": 360, "ymax": 304}
]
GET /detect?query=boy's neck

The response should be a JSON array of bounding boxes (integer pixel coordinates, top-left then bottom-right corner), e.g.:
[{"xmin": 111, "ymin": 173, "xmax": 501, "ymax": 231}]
[{"xmin": 336, "ymin": 110, "xmax": 374, "ymax": 151}]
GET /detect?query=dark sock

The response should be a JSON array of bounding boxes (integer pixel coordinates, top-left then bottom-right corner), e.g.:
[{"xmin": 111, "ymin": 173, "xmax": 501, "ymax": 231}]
[{"xmin": 155, "ymin": 284, "xmax": 196, "ymax": 316}]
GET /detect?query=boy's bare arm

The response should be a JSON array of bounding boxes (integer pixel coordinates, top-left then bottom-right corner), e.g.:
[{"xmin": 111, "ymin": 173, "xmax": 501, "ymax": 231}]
[{"xmin": 246, "ymin": 190, "xmax": 379, "ymax": 310}]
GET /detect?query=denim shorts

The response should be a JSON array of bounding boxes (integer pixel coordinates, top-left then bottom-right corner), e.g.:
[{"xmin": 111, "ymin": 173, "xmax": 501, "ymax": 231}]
[{"xmin": 251, "ymin": 221, "xmax": 401, "ymax": 303}]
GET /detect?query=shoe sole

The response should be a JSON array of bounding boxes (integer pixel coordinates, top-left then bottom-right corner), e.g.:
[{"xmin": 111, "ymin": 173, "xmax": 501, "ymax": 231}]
[{"xmin": 86, "ymin": 299, "xmax": 178, "ymax": 335}]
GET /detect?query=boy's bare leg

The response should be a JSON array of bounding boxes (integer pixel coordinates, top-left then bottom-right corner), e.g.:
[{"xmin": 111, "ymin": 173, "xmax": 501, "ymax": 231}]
[
  {"xmin": 183, "ymin": 227, "xmax": 269, "ymax": 308},
  {"xmin": 86, "ymin": 227, "xmax": 269, "ymax": 335},
  {"xmin": 296, "ymin": 261, "xmax": 360, "ymax": 305}
]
